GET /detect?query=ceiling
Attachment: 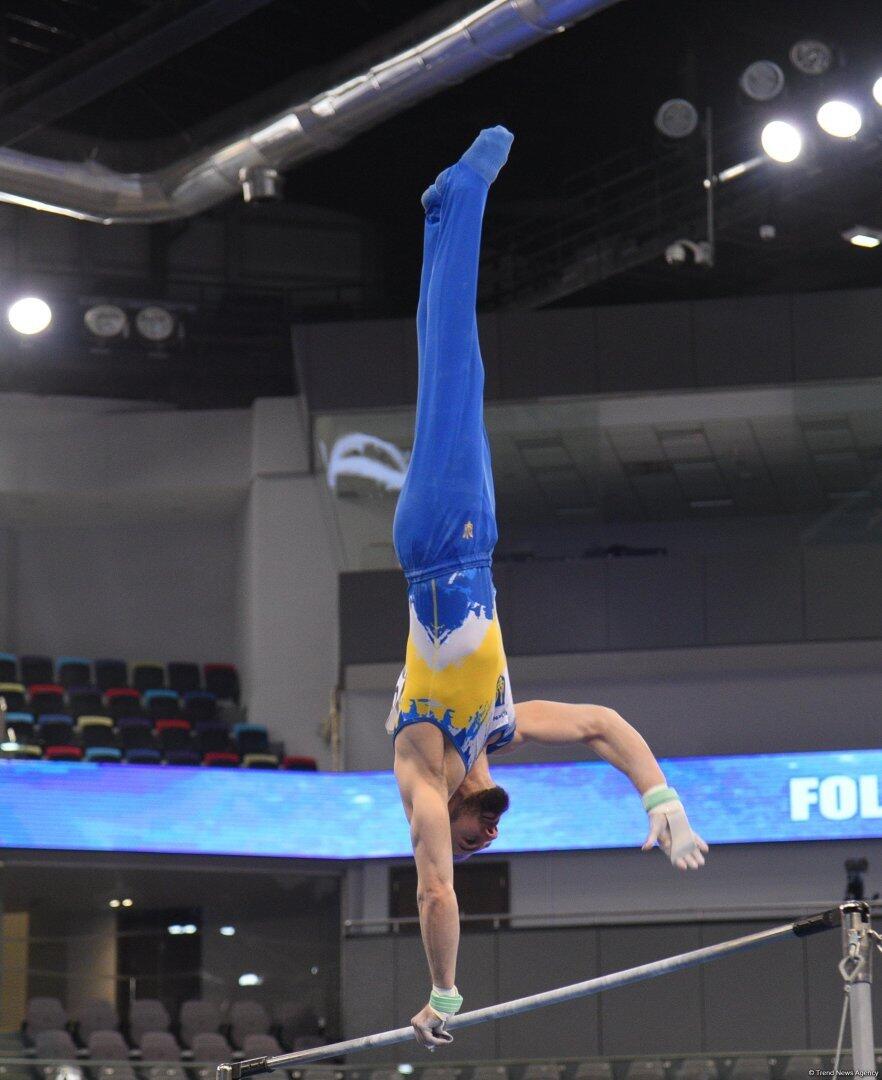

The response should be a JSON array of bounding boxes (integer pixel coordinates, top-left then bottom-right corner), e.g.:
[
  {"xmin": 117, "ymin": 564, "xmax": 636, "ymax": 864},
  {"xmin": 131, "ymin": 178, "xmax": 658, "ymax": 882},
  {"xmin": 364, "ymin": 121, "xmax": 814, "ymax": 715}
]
[{"xmin": 4, "ymin": 0, "xmax": 882, "ymax": 313}]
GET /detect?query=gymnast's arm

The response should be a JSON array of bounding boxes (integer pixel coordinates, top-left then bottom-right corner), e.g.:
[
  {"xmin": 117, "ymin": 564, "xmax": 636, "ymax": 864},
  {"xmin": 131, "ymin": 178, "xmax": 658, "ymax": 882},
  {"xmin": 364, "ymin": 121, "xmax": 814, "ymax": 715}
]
[
  {"xmin": 496, "ymin": 699, "xmax": 708, "ymax": 869},
  {"xmin": 393, "ymin": 743, "xmax": 460, "ymax": 1047}
]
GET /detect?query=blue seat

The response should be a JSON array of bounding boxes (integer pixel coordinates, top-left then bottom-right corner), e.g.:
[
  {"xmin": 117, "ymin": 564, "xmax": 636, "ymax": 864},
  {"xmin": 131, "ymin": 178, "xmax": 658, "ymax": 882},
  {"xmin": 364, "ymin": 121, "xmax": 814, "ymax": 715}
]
[
  {"xmin": 143, "ymin": 689, "xmax": 181, "ymax": 719},
  {"xmin": 0, "ymin": 652, "xmax": 17, "ymax": 681},
  {"xmin": 56, "ymin": 656, "xmax": 92, "ymax": 689},
  {"xmin": 183, "ymin": 691, "xmax": 217, "ymax": 724},
  {"xmin": 125, "ymin": 748, "xmax": 162, "ymax": 765},
  {"xmin": 5, "ymin": 712, "xmax": 35, "ymax": 741},
  {"xmin": 36, "ymin": 714, "xmax": 74, "ymax": 747},
  {"xmin": 85, "ymin": 746, "xmax": 122, "ymax": 763},
  {"xmin": 233, "ymin": 723, "xmax": 269, "ymax": 755}
]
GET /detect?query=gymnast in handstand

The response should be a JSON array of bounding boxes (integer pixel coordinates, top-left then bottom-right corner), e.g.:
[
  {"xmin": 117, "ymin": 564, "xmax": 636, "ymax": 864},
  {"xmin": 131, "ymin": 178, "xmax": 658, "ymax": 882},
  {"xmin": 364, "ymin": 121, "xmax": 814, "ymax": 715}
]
[{"xmin": 386, "ymin": 127, "xmax": 709, "ymax": 1049}]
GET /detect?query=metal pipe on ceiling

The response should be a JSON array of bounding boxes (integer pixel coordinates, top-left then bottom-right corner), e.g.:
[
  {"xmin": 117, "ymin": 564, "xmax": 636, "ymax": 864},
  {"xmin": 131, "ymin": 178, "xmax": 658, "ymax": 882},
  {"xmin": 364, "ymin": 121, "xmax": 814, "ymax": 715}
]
[{"xmin": 0, "ymin": 0, "xmax": 622, "ymax": 224}]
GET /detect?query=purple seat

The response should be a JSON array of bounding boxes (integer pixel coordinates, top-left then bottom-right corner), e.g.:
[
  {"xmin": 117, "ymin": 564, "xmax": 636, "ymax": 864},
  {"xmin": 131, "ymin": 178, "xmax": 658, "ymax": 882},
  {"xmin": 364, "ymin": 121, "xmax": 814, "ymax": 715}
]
[{"xmin": 165, "ymin": 749, "xmax": 201, "ymax": 766}]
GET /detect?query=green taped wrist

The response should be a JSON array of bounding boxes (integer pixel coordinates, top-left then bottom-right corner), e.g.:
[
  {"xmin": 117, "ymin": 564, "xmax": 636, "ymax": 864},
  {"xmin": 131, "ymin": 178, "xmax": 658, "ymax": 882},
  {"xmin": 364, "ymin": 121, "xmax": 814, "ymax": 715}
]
[
  {"xmin": 642, "ymin": 786, "xmax": 679, "ymax": 812},
  {"xmin": 429, "ymin": 988, "xmax": 463, "ymax": 1016}
]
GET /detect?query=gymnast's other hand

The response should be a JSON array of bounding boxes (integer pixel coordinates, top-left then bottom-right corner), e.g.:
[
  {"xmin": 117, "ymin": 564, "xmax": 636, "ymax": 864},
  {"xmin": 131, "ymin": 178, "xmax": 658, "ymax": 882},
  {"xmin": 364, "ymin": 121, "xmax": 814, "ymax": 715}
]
[
  {"xmin": 411, "ymin": 1003, "xmax": 454, "ymax": 1050},
  {"xmin": 642, "ymin": 798, "xmax": 709, "ymax": 870}
]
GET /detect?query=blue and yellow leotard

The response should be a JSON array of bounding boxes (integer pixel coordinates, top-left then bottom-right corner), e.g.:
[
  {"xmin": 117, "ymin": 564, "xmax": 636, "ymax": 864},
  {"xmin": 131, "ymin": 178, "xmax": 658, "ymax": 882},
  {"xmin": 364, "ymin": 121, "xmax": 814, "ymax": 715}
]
[{"xmin": 387, "ymin": 129, "xmax": 517, "ymax": 774}]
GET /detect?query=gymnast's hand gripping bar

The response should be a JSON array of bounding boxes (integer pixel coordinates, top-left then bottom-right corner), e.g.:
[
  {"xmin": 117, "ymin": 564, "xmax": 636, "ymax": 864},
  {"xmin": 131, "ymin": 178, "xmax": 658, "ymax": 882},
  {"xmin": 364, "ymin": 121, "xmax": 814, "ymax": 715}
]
[{"xmin": 217, "ymin": 906, "xmax": 844, "ymax": 1079}]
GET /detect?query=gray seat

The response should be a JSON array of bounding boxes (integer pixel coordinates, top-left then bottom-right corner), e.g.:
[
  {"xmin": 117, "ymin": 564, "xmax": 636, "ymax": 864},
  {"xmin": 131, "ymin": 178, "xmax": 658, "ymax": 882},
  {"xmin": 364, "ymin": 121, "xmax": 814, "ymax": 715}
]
[
  {"xmin": 291, "ymin": 1037, "xmax": 326, "ymax": 1053},
  {"xmin": 188, "ymin": 1034, "xmax": 231, "ymax": 1064},
  {"xmin": 471, "ymin": 1069, "xmax": 509, "ymax": 1080},
  {"xmin": 32, "ymin": 1033, "xmax": 78, "ymax": 1060},
  {"xmin": 573, "ymin": 1065, "xmax": 614, "ymax": 1080},
  {"xmin": 128, "ymin": 1003, "xmax": 171, "ymax": 1048},
  {"xmin": 75, "ymin": 1004, "xmax": 119, "ymax": 1043},
  {"xmin": 229, "ymin": 1003, "xmax": 271, "ymax": 1050},
  {"xmin": 729, "ymin": 1062, "xmax": 771, "ymax": 1080},
  {"xmin": 85, "ymin": 1034, "xmax": 128, "ymax": 1063},
  {"xmin": 240, "ymin": 1036, "xmax": 282, "ymax": 1058},
  {"xmin": 179, "ymin": 1004, "xmax": 223, "ymax": 1050},
  {"xmin": 138, "ymin": 1034, "xmax": 181, "ymax": 1062},
  {"xmin": 672, "ymin": 1063, "xmax": 718, "ymax": 1080},
  {"xmin": 275, "ymin": 1003, "xmax": 322, "ymax": 1047},
  {"xmin": 26, "ymin": 1002, "xmax": 68, "ymax": 1040},
  {"xmin": 782, "ymin": 1059, "xmax": 823, "ymax": 1080},
  {"xmin": 523, "ymin": 1068, "xmax": 564, "ymax": 1080},
  {"xmin": 624, "ymin": 1064, "xmax": 666, "ymax": 1080}
]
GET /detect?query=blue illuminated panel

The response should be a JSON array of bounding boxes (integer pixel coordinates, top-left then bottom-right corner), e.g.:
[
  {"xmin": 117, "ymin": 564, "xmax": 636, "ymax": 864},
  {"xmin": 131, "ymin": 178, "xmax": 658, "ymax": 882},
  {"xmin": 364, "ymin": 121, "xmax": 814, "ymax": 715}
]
[{"xmin": 0, "ymin": 750, "xmax": 880, "ymax": 859}]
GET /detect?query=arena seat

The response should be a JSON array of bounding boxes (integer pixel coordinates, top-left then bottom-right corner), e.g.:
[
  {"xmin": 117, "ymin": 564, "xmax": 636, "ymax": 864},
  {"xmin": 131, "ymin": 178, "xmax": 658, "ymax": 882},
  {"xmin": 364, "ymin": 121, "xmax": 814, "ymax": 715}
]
[
  {"xmin": 45, "ymin": 745, "xmax": 84, "ymax": 762},
  {"xmin": 85, "ymin": 747, "xmax": 122, "ymax": 763},
  {"xmin": 672, "ymin": 1062, "xmax": 718, "ymax": 1080},
  {"xmin": 2, "ymin": 744, "xmax": 42, "ymax": 759},
  {"xmin": 183, "ymin": 692, "xmax": 218, "ymax": 725},
  {"xmin": 28, "ymin": 685, "xmax": 65, "ymax": 716},
  {"xmin": 128, "ymin": 1001, "xmax": 171, "ymax": 1047},
  {"xmin": 572, "ymin": 1065, "xmax": 612, "ymax": 1080},
  {"xmin": 728, "ymin": 1059, "xmax": 771, "ymax": 1080},
  {"xmin": 229, "ymin": 1002, "xmax": 271, "ymax": 1049},
  {"xmin": 155, "ymin": 719, "xmax": 192, "ymax": 752},
  {"xmin": 117, "ymin": 718, "xmax": 154, "ymax": 751},
  {"xmin": 144, "ymin": 691, "xmax": 181, "ymax": 720},
  {"xmin": 105, "ymin": 689, "xmax": 141, "ymax": 721},
  {"xmin": 36, "ymin": 715, "xmax": 74, "ymax": 747},
  {"xmin": 86, "ymin": 1031, "xmax": 130, "ymax": 1060},
  {"xmin": 188, "ymin": 1033, "xmax": 229, "ymax": 1062},
  {"xmin": 75, "ymin": 1001, "xmax": 120, "ymax": 1042},
  {"xmin": 138, "ymin": 1032, "xmax": 182, "ymax": 1061},
  {"xmin": 25, "ymin": 998, "xmax": 68, "ymax": 1039},
  {"xmin": 281, "ymin": 756, "xmax": 317, "ymax": 771},
  {"xmin": 56, "ymin": 658, "xmax": 92, "ymax": 690},
  {"xmin": 5, "ymin": 712, "xmax": 35, "ymax": 741},
  {"xmin": 20, "ymin": 656, "xmax": 54, "ymax": 685},
  {"xmin": 179, "ymin": 1002, "xmax": 223, "ymax": 1048},
  {"xmin": 623, "ymin": 1064, "xmax": 666, "ymax": 1080},
  {"xmin": 0, "ymin": 653, "xmax": 17, "ymax": 681},
  {"xmin": 167, "ymin": 663, "xmax": 201, "ymax": 695},
  {"xmin": 165, "ymin": 749, "xmax": 201, "ymax": 766},
  {"xmin": 203, "ymin": 664, "xmax": 240, "ymax": 704},
  {"xmin": 0, "ymin": 683, "xmax": 26, "ymax": 711},
  {"xmin": 132, "ymin": 663, "xmax": 165, "ymax": 693},
  {"xmin": 242, "ymin": 753, "xmax": 279, "ymax": 769},
  {"xmin": 195, "ymin": 724, "xmax": 229, "ymax": 754},
  {"xmin": 77, "ymin": 716, "xmax": 116, "ymax": 748},
  {"xmin": 95, "ymin": 660, "xmax": 128, "ymax": 691},
  {"xmin": 203, "ymin": 751, "xmax": 240, "ymax": 767},
  {"xmin": 68, "ymin": 688, "xmax": 105, "ymax": 719},
  {"xmin": 32, "ymin": 1029, "xmax": 79, "ymax": 1059},
  {"xmin": 125, "ymin": 748, "xmax": 162, "ymax": 765},
  {"xmin": 233, "ymin": 724, "xmax": 269, "ymax": 755},
  {"xmin": 240, "ymin": 1034, "xmax": 282, "ymax": 1058}
]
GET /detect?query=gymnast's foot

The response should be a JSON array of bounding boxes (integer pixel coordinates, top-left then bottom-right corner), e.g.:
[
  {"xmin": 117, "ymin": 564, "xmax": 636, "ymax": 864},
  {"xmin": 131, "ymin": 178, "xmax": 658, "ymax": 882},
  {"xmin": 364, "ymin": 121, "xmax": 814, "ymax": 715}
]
[
  {"xmin": 459, "ymin": 125, "xmax": 514, "ymax": 185},
  {"xmin": 421, "ymin": 126, "xmax": 514, "ymax": 215}
]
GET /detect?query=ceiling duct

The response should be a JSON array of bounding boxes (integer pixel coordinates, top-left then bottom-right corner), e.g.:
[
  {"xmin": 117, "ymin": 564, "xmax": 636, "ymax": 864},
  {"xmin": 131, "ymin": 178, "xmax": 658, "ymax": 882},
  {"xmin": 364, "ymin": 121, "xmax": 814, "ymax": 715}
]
[{"xmin": 0, "ymin": 0, "xmax": 621, "ymax": 225}]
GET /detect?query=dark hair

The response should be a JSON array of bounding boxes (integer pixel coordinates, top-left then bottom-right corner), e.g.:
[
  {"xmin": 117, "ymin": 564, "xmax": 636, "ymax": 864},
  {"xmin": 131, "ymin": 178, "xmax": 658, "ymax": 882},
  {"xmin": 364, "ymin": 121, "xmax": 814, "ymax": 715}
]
[{"xmin": 455, "ymin": 785, "xmax": 510, "ymax": 819}]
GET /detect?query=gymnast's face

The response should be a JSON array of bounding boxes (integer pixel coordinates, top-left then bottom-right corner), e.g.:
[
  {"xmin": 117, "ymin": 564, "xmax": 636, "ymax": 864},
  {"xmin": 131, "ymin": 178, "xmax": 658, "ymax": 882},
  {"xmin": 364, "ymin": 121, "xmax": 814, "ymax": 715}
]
[{"xmin": 450, "ymin": 808, "xmax": 500, "ymax": 861}]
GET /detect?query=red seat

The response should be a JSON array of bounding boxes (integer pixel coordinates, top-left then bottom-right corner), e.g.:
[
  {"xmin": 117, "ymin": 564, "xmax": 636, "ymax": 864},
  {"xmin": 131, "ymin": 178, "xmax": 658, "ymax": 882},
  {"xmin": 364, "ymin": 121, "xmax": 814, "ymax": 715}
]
[
  {"xmin": 105, "ymin": 687, "xmax": 142, "ymax": 720},
  {"xmin": 203, "ymin": 751, "xmax": 240, "ymax": 767},
  {"xmin": 45, "ymin": 745, "xmax": 83, "ymax": 762},
  {"xmin": 282, "ymin": 755, "xmax": 318, "ymax": 771},
  {"xmin": 28, "ymin": 684, "xmax": 65, "ymax": 715},
  {"xmin": 155, "ymin": 717, "xmax": 192, "ymax": 752}
]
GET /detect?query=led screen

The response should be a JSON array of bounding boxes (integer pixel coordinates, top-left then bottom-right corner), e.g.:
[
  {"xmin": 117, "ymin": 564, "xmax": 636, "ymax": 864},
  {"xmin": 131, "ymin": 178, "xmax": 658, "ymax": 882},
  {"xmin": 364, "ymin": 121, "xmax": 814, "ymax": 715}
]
[{"xmin": 0, "ymin": 749, "xmax": 880, "ymax": 859}]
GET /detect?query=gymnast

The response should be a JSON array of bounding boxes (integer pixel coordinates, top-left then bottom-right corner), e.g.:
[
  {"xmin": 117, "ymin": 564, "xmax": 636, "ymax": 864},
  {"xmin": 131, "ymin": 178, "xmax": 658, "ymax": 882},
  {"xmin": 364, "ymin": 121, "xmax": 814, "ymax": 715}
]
[{"xmin": 386, "ymin": 127, "xmax": 709, "ymax": 1050}]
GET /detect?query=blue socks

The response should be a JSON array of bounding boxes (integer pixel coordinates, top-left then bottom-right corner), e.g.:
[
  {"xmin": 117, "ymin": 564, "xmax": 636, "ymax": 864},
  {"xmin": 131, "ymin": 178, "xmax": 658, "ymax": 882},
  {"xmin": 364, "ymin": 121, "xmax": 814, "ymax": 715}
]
[
  {"xmin": 459, "ymin": 125, "xmax": 514, "ymax": 185},
  {"xmin": 421, "ymin": 126, "xmax": 514, "ymax": 214}
]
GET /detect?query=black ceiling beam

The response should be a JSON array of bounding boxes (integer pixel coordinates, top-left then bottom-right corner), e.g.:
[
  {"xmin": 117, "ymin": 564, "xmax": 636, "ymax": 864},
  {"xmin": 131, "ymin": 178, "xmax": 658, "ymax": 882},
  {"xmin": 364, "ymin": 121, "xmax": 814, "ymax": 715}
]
[{"xmin": 0, "ymin": 0, "xmax": 280, "ymax": 148}]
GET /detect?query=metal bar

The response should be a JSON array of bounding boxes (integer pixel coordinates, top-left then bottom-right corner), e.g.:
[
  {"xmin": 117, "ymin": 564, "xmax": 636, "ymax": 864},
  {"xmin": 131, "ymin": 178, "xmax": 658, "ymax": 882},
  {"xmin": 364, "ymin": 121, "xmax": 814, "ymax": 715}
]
[
  {"xmin": 219, "ymin": 909, "xmax": 841, "ymax": 1078},
  {"xmin": 840, "ymin": 901, "xmax": 875, "ymax": 1071}
]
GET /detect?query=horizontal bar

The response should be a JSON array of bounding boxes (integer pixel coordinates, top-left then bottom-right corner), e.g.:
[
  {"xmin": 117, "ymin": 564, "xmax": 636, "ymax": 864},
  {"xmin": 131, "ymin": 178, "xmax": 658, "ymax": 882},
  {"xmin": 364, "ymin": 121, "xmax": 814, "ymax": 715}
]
[{"xmin": 220, "ymin": 908, "xmax": 841, "ymax": 1078}]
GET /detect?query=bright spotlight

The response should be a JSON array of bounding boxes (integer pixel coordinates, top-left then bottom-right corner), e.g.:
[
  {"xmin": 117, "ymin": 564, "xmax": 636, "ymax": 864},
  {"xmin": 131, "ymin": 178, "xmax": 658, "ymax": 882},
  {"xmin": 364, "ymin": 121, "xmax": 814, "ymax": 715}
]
[
  {"xmin": 219, "ymin": 926, "xmax": 236, "ymax": 937},
  {"xmin": 761, "ymin": 120, "xmax": 802, "ymax": 163},
  {"xmin": 8, "ymin": 297, "xmax": 52, "ymax": 335},
  {"xmin": 108, "ymin": 899, "xmax": 121, "ymax": 909},
  {"xmin": 842, "ymin": 226, "xmax": 882, "ymax": 248},
  {"xmin": 238, "ymin": 973, "xmax": 263, "ymax": 987},
  {"xmin": 817, "ymin": 100, "xmax": 862, "ymax": 138},
  {"xmin": 873, "ymin": 77, "xmax": 882, "ymax": 107},
  {"xmin": 121, "ymin": 898, "xmax": 133, "ymax": 908}
]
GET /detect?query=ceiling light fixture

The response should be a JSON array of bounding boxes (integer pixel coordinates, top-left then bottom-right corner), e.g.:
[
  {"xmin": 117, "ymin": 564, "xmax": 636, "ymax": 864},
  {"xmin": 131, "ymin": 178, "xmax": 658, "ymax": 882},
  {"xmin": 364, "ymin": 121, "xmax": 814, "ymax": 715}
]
[
  {"xmin": 760, "ymin": 120, "xmax": 803, "ymax": 163},
  {"xmin": 739, "ymin": 60, "xmax": 785, "ymax": 101},
  {"xmin": 842, "ymin": 226, "xmax": 882, "ymax": 249},
  {"xmin": 816, "ymin": 100, "xmax": 862, "ymax": 138},
  {"xmin": 789, "ymin": 39, "xmax": 833, "ymax": 76},
  {"xmin": 8, "ymin": 297, "xmax": 52, "ymax": 335},
  {"xmin": 653, "ymin": 98, "xmax": 699, "ymax": 139}
]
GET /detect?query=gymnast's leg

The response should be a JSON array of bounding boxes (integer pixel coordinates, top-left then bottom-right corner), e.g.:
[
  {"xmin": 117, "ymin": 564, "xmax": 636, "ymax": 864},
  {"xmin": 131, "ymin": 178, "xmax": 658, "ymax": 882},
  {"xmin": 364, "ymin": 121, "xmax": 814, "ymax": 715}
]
[{"xmin": 393, "ymin": 126, "xmax": 513, "ymax": 583}]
